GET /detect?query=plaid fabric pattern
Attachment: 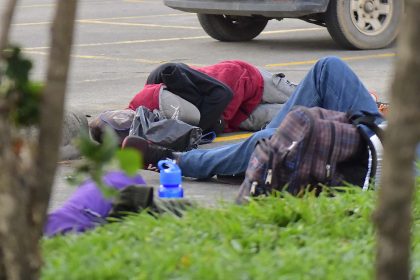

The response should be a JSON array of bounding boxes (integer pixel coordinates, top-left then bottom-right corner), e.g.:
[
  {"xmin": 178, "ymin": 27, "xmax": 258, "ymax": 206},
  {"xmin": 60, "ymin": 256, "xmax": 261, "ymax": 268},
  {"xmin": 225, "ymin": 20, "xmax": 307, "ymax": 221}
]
[{"xmin": 237, "ymin": 107, "xmax": 365, "ymax": 202}]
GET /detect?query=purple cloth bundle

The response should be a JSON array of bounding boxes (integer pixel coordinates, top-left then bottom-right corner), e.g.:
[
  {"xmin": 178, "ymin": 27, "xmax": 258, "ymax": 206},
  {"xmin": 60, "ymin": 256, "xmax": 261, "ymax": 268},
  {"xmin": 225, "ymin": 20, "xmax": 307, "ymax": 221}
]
[{"xmin": 45, "ymin": 171, "xmax": 146, "ymax": 237}]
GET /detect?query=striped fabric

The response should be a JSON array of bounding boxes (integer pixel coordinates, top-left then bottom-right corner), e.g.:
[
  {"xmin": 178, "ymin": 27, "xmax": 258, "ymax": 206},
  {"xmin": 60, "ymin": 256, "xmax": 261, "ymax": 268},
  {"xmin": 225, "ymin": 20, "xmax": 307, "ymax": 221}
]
[{"xmin": 237, "ymin": 107, "xmax": 369, "ymax": 202}]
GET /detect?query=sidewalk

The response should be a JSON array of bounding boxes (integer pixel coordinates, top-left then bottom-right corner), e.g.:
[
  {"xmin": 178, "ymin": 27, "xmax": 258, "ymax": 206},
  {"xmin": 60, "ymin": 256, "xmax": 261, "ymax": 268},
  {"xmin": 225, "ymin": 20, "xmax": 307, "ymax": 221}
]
[{"xmin": 49, "ymin": 138, "xmax": 246, "ymax": 211}]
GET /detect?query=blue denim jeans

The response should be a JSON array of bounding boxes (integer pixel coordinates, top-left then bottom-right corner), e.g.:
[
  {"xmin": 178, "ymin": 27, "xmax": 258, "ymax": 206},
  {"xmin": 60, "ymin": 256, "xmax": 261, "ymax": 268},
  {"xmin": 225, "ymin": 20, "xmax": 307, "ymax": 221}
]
[{"xmin": 178, "ymin": 56, "xmax": 384, "ymax": 179}]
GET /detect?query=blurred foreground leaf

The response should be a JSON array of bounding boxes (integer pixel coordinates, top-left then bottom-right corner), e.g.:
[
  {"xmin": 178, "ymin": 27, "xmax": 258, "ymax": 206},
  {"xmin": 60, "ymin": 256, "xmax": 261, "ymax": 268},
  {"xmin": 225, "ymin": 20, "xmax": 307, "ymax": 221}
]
[
  {"xmin": 116, "ymin": 148, "xmax": 143, "ymax": 176},
  {"xmin": 1, "ymin": 46, "xmax": 43, "ymax": 126},
  {"xmin": 76, "ymin": 127, "xmax": 118, "ymax": 164}
]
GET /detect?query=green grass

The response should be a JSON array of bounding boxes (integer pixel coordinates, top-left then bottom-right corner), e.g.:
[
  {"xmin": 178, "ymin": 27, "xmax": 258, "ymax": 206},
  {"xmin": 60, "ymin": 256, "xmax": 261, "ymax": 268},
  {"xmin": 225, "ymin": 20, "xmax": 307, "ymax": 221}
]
[{"xmin": 42, "ymin": 187, "xmax": 420, "ymax": 280}]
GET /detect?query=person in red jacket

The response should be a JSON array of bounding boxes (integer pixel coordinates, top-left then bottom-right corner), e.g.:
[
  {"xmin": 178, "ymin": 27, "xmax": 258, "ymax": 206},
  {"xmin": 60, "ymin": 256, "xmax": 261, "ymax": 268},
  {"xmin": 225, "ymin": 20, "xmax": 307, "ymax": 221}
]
[{"xmin": 128, "ymin": 60, "xmax": 296, "ymax": 134}]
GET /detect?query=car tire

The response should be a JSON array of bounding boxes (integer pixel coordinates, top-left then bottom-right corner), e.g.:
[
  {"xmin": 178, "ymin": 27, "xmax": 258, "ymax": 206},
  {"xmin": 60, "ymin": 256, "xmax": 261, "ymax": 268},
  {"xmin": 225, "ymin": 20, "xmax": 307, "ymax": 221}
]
[
  {"xmin": 197, "ymin": 14, "xmax": 268, "ymax": 42},
  {"xmin": 325, "ymin": 0, "xmax": 403, "ymax": 49}
]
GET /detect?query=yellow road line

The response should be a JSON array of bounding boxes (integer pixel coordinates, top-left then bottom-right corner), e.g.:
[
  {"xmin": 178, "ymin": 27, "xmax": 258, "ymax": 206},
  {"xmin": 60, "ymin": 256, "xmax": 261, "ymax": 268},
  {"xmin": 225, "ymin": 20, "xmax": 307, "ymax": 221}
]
[
  {"xmin": 341, "ymin": 53, "xmax": 396, "ymax": 61},
  {"xmin": 123, "ymin": 0, "xmax": 155, "ymax": 2},
  {"xmin": 12, "ymin": 13, "xmax": 190, "ymax": 27},
  {"xmin": 214, "ymin": 133, "xmax": 253, "ymax": 143},
  {"xmin": 25, "ymin": 50, "xmax": 206, "ymax": 66},
  {"xmin": 76, "ymin": 54, "xmax": 163, "ymax": 64},
  {"xmin": 23, "ymin": 50, "xmax": 48, "ymax": 55},
  {"xmin": 79, "ymin": 19, "xmax": 201, "ymax": 30},
  {"xmin": 13, "ymin": 21, "xmax": 51, "ymax": 27},
  {"xmin": 23, "ymin": 27, "xmax": 324, "ymax": 50},
  {"xmin": 17, "ymin": 3, "xmax": 55, "ymax": 8},
  {"xmin": 24, "ymin": 50, "xmax": 164, "ymax": 64},
  {"xmin": 24, "ymin": 36, "xmax": 209, "ymax": 50},
  {"xmin": 266, "ymin": 53, "xmax": 396, "ymax": 68},
  {"xmin": 75, "ymin": 77, "xmax": 137, "ymax": 84},
  {"xmin": 17, "ymin": 0, "xmax": 140, "ymax": 8},
  {"xmin": 24, "ymin": 49, "xmax": 396, "ymax": 69},
  {"xmin": 14, "ymin": 20, "xmax": 317, "ymax": 32},
  {"xmin": 85, "ymin": 13, "xmax": 190, "ymax": 21}
]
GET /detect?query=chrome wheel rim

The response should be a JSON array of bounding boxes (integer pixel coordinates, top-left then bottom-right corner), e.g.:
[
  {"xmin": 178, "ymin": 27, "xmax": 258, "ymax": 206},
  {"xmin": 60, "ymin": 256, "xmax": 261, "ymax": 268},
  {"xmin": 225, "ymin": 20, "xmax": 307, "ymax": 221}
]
[{"xmin": 350, "ymin": 0, "xmax": 393, "ymax": 36}]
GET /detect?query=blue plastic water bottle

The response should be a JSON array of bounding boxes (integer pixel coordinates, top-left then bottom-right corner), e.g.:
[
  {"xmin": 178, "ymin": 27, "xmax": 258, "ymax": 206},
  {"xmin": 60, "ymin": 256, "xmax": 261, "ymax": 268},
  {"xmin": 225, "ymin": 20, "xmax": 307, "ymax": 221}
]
[{"xmin": 158, "ymin": 160, "xmax": 184, "ymax": 198}]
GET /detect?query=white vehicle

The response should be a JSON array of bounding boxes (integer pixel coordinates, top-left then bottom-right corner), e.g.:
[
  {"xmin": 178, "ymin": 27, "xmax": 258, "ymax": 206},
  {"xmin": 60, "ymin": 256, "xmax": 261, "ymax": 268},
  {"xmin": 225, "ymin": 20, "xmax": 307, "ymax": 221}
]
[{"xmin": 164, "ymin": 0, "xmax": 403, "ymax": 50}]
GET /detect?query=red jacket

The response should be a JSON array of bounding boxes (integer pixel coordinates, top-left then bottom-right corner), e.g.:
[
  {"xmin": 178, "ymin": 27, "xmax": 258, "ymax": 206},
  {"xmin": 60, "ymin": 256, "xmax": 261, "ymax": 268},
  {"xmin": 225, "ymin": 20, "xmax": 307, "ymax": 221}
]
[{"xmin": 128, "ymin": 60, "xmax": 264, "ymax": 132}]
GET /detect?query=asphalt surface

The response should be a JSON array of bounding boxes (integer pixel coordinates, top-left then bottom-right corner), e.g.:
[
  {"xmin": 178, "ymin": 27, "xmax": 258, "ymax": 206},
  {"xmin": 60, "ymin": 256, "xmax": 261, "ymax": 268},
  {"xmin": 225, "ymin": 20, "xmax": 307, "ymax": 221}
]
[{"xmin": 4, "ymin": 0, "xmax": 396, "ymax": 210}]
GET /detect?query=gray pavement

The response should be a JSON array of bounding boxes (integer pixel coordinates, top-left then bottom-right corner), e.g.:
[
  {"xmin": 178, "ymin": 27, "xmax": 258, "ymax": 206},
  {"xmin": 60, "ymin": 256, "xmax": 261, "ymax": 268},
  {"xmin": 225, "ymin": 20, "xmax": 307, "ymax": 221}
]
[{"xmin": 3, "ymin": 0, "xmax": 396, "ymax": 210}]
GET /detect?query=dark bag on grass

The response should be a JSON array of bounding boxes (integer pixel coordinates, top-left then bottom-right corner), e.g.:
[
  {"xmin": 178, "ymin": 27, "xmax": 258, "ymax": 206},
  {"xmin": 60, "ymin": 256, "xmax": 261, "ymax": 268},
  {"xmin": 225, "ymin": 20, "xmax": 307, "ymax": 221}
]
[
  {"xmin": 236, "ymin": 106, "xmax": 383, "ymax": 204},
  {"xmin": 129, "ymin": 106, "xmax": 203, "ymax": 152},
  {"xmin": 89, "ymin": 109, "xmax": 135, "ymax": 146}
]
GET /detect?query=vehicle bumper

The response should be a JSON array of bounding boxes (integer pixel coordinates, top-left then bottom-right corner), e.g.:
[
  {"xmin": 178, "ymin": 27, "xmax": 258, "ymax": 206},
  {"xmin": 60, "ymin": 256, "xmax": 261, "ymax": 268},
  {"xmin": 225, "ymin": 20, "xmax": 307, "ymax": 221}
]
[{"xmin": 164, "ymin": 0, "xmax": 329, "ymax": 18}]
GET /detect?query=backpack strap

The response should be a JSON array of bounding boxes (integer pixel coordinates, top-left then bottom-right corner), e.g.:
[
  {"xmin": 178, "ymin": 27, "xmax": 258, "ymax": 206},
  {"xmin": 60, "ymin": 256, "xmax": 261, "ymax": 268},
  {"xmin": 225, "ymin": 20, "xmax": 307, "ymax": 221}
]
[
  {"xmin": 348, "ymin": 112, "xmax": 384, "ymax": 190},
  {"xmin": 197, "ymin": 131, "xmax": 217, "ymax": 145},
  {"xmin": 359, "ymin": 127, "xmax": 383, "ymax": 190},
  {"xmin": 349, "ymin": 115, "xmax": 384, "ymax": 142}
]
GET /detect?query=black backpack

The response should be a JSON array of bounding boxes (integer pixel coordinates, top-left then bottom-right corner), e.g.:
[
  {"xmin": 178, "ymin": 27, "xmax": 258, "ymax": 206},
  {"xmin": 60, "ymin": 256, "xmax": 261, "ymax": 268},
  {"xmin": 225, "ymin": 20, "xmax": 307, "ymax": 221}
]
[{"xmin": 129, "ymin": 106, "xmax": 208, "ymax": 152}]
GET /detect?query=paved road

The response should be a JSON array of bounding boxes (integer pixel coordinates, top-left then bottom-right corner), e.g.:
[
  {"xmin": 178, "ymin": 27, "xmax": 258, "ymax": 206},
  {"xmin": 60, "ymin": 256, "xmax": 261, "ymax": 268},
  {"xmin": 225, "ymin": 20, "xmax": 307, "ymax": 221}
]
[{"xmin": 5, "ymin": 0, "xmax": 396, "ymax": 210}]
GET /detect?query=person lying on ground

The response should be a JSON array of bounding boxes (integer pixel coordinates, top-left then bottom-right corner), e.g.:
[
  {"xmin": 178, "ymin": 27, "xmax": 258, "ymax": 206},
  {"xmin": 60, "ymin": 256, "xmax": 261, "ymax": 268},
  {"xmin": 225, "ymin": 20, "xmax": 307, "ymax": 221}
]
[
  {"xmin": 45, "ymin": 171, "xmax": 146, "ymax": 237},
  {"xmin": 46, "ymin": 57, "xmax": 390, "ymax": 237},
  {"xmin": 123, "ymin": 56, "xmax": 387, "ymax": 177},
  {"xmin": 128, "ymin": 60, "xmax": 297, "ymax": 134},
  {"xmin": 45, "ymin": 171, "xmax": 193, "ymax": 237}
]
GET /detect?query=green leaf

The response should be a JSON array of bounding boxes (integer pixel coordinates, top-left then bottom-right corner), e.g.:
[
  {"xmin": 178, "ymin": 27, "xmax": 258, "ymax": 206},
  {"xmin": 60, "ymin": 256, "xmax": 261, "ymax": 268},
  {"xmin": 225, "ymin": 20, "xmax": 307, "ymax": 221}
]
[
  {"xmin": 76, "ymin": 129, "xmax": 100, "ymax": 159},
  {"xmin": 24, "ymin": 80, "xmax": 43, "ymax": 94},
  {"xmin": 1, "ymin": 46, "xmax": 43, "ymax": 126},
  {"xmin": 97, "ymin": 184, "xmax": 119, "ymax": 199},
  {"xmin": 116, "ymin": 148, "xmax": 143, "ymax": 176},
  {"xmin": 96, "ymin": 127, "xmax": 119, "ymax": 162},
  {"xmin": 4, "ymin": 46, "xmax": 32, "ymax": 85},
  {"xmin": 75, "ymin": 128, "xmax": 118, "ymax": 163},
  {"xmin": 13, "ymin": 81, "xmax": 43, "ymax": 126}
]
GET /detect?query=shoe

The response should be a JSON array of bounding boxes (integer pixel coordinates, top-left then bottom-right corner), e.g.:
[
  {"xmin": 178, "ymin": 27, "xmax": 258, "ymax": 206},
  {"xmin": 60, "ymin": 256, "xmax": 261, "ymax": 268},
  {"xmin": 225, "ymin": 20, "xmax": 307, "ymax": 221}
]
[
  {"xmin": 272, "ymin": 73, "xmax": 297, "ymax": 96},
  {"xmin": 108, "ymin": 185, "xmax": 195, "ymax": 219},
  {"xmin": 108, "ymin": 185, "xmax": 154, "ymax": 219},
  {"xmin": 122, "ymin": 136, "xmax": 174, "ymax": 170}
]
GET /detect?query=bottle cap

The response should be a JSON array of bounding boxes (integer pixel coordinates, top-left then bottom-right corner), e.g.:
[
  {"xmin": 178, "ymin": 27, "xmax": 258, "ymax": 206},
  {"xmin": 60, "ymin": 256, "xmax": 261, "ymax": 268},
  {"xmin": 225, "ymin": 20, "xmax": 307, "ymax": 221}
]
[{"xmin": 158, "ymin": 160, "xmax": 182, "ymax": 185}]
